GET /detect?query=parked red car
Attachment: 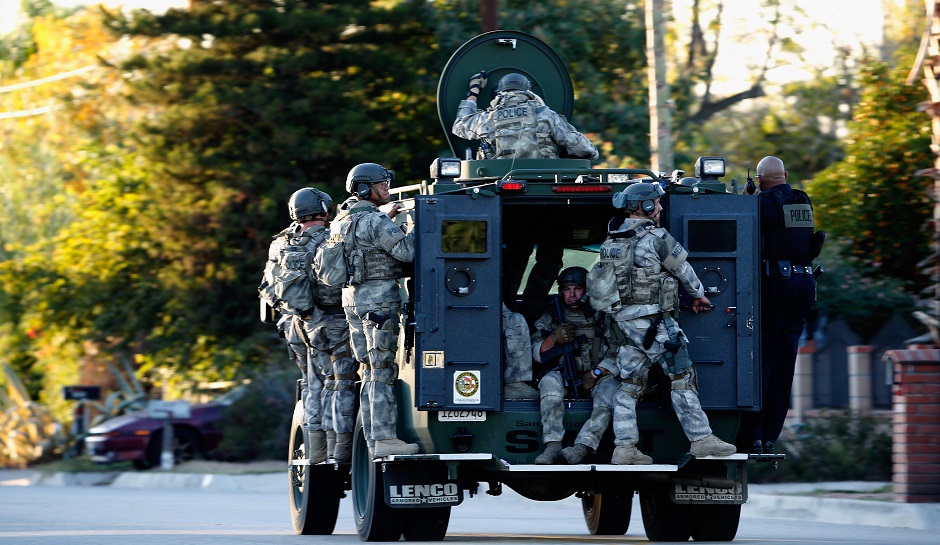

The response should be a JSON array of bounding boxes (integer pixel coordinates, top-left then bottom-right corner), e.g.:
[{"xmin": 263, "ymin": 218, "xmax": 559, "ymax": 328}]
[{"xmin": 84, "ymin": 388, "xmax": 243, "ymax": 469}]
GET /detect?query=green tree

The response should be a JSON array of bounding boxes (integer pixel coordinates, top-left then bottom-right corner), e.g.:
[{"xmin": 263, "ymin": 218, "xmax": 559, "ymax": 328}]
[
  {"xmin": 805, "ymin": 56, "xmax": 933, "ymax": 288},
  {"xmin": 98, "ymin": 0, "xmax": 442, "ymax": 380}
]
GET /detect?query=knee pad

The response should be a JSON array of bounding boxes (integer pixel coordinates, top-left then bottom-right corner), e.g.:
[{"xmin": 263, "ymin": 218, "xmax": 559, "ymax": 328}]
[{"xmin": 669, "ymin": 367, "xmax": 698, "ymax": 394}]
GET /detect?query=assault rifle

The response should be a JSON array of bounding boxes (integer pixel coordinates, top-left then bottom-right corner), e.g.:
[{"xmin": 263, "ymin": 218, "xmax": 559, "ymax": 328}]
[{"xmin": 550, "ymin": 295, "xmax": 584, "ymax": 397}]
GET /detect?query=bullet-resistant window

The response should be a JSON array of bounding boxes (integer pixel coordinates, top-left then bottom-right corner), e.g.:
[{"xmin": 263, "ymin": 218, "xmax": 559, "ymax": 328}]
[{"xmin": 441, "ymin": 220, "xmax": 487, "ymax": 254}]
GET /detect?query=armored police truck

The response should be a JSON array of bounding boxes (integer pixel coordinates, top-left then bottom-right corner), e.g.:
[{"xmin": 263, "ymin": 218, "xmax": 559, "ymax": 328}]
[{"xmin": 288, "ymin": 31, "xmax": 768, "ymax": 542}]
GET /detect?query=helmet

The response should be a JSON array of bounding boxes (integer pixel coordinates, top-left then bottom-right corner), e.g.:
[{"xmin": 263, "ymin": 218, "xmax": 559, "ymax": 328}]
[
  {"xmin": 288, "ymin": 187, "xmax": 331, "ymax": 220},
  {"xmin": 612, "ymin": 182, "xmax": 665, "ymax": 213},
  {"xmin": 557, "ymin": 266, "xmax": 588, "ymax": 289},
  {"xmin": 496, "ymin": 73, "xmax": 532, "ymax": 93},
  {"xmin": 345, "ymin": 162, "xmax": 395, "ymax": 199}
]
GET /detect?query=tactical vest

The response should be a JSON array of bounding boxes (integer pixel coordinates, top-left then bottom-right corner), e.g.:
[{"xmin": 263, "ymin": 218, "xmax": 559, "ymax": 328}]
[
  {"xmin": 763, "ymin": 186, "xmax": 816, "ymax": 263},
  {"xmin": 492, "ymin": 95, "xmax": 550, "ymax": 159},
  {"xmin": 552, "ymin": 305, "xmax": 604, "ymax": 373},
  {"xmin": 342, "ymin": 208, "xmax": 404, "ymax": 284},
  {"xmin": 599, "ymin": 218, "xmax": 673, "ymax": 307}
]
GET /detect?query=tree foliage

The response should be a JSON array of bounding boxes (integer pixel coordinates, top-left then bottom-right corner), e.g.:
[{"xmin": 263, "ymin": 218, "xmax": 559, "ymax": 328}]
[{"xmin": 805, "ymin": 56, "xmax": 933, "ymax": 288}]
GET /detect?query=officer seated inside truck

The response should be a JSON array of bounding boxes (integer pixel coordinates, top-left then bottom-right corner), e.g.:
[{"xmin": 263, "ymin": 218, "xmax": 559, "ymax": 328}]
[{"xmin": 529, "ymin": 267, "xmax": 618, "ymax": 463}]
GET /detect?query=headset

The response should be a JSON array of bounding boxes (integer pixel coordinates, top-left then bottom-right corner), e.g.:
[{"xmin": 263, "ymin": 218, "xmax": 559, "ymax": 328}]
[{"xmin": 355, "ymin": 182, "xmax": 373, "ymax": 199}]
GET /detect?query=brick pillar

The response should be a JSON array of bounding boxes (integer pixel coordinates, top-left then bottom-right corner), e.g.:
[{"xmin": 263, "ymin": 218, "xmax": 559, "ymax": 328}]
[
  {"xmin": 848, "ymin": 345, "xmax": 873, "ymax": 411},
  {"xmin": 790, "ymin": 341, "xmax": 815, "ymax": 425},
  {"xmin": 885, "ymin": 349, "xmax": 940, "ymax": 503}
]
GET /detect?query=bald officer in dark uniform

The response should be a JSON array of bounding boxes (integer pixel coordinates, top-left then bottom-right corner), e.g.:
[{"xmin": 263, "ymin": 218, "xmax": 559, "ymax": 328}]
[{"xmin": 742, "ymin": 156, "xmax": 821, "ymax": 454}]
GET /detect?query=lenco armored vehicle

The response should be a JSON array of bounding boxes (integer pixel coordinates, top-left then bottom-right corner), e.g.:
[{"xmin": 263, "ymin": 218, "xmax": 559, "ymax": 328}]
[{"xmin": 288, "ymin": 31, "xmax": 771, "ymax": 542}]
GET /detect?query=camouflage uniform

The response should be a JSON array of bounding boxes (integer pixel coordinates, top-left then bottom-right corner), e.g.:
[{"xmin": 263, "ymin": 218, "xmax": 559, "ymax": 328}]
[
  {"xmin": 530, "ymin": 300, "xmax": 616, "ymax": 459},
  {"xmin": 275, "ymin": 224, "xmax": 356, "ymax": 444},
  {"xmin": 593, "ymin": 217, "xmax": 715, "ymax": 451},
  {"xmin": 332, "ymin": 200, "xmax": 415, "ymax": 446},
  {"xmin": 502, "ymin": 303, "xmax": 533, "ymax": 384},
  {"xmin": 452, "ymin": 91, "xmax": 599, "ymax": 160}
]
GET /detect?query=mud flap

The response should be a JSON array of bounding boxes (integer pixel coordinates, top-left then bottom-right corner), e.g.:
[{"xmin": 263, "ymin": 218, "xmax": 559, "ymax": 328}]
[
  {"xmin": 382, "ymin": 462, "xmax": 464, "ymax": 508},
  {"xmin": 670, "ymin": 477, "xmax": 746, "ymax": 505}
]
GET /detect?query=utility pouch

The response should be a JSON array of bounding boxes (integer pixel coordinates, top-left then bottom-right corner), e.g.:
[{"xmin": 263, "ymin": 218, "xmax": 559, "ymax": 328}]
[
  {"xmin": 348, "ymin": 247, "xmax": 365, "ymax": 285},
  {"xmin": 812, "ymin": 230, "xmax": 826, "ymax": 259},
  {"xmin": 775, "ymin": 260, "xmax": 792, "ymax": 280},
  {"xmin": 660, "ymin": 276, "xmax": 678, "ymax": 312}
]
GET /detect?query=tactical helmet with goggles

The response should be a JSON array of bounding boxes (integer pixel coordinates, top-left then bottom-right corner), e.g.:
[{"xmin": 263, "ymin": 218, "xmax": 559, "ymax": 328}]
[
  {"xmin": 557, "ymin": 266, "xmax": 588, "ymax": 289},
  {"xmin": 496, "ymin": 72, "xmax": 532, "ymax": 93},
  {"xmin": 612, "ymin": 181, "xmax": 665, "ymax": 213},
  {"xmin": 345, "ymin": 163, "xmax": 395, "ymax": 197},
  {"xmin": 288, "ymin": 187, "xmax": 332, "ymax": 221}
]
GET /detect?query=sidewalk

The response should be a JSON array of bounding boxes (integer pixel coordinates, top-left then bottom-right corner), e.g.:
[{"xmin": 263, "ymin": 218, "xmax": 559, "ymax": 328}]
[{"xmin": 3, "ymin": 468, "xmax": 939, "ymax": 531}]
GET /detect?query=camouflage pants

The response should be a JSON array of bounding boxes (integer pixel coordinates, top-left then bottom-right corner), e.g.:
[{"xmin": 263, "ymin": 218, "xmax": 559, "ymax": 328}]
[
  {"xmin": 502, "ymin": 304, "xmax": 532, "ymax": 383},
  {"xmin": 538, "ymin": 371, "xmax": 565, "ymax": 442},
  {"xmin": 307, "ymin": 313, "xmax": 358, "ymax": 435},
  {"xmin": 611, "ymin": 316, "xmax": 711, "ymax": 447},
  {"xmin": 573, "ymin": 374, "xmax": 619, "ymax": 450},
  {"xmin": 346, "ymin": 302, "xmax": 402, "ymax": 442},
  {"xmin": 284, "ymin": 316, "xmax": 325, "ymax": 432}
]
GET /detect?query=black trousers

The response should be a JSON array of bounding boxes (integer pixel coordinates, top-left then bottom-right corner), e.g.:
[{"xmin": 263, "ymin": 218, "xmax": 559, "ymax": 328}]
[{"xmin": 741, "ymin": 271, "xmax": 815, "ymax": 445}]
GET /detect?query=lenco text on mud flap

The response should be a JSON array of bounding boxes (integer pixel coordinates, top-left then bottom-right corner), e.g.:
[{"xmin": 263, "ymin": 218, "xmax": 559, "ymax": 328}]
[
  {"xmin": 383, "ymin": 463, "xmax": 464, "ymax": 508},
  {"xmin": 670, "ymin": 479, "xmax": 745, "ymax": 505}
]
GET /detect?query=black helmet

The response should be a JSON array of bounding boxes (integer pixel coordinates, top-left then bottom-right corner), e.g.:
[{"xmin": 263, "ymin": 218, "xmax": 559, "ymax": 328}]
[
  {"xmin": 557, "ymin": 266, "xmax": 588, "ymax": 289},
  {"xmin": 496, "ymin": 73, "xmax": 532, "ymax": 93},
  {"xmin": 612, "ymin": 182, "xmax": 665, "ymax": 213},
  {"xmin": 288, "ymin": 187, "xmax": 331, "ymax": 220},
  {"xmin": 345, "ymin": 163, "xmax": 395, "ymax": 199}
]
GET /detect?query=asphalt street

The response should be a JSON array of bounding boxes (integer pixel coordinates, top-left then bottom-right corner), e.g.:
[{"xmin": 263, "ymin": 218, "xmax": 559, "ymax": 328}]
[{"xmin": 2, "ymin": 468, "xmax": 939, "ymax": 531}]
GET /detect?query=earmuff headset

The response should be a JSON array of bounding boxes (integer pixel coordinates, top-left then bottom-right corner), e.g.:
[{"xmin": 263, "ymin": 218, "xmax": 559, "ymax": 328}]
[
  {"xmin": 355, "ymin": 183, "xmax": 373, "ymax": 199},
  {"xmin": 641, "ymin": 200, "xmax": 656, "ymax": 214}
]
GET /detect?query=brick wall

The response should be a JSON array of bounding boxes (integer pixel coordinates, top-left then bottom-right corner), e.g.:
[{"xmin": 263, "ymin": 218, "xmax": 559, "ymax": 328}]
[{"xmin": 886, "ymin": 348, "xmax": 940, "ymax": 503}]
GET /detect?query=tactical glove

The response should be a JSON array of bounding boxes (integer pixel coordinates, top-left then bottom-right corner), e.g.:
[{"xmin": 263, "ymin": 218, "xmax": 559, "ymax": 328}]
[
  {"xmin": 467, "ymin": 70, "xmax": 488, "ymax": 98},
  {"xmin": 550, "ymin": 323, "xmax": 576, "ymax": 344}
]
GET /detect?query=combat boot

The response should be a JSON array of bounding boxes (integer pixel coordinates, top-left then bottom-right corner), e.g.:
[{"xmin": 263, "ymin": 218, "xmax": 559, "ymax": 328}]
[
  {"xmin": 309, "ymin": 430, "xmax": 327, "ymax": 464},
  {"xmin": 561, "ymin": 443, "xmax": 591, "ymax": 464},
  {"xmin": 333, "ymin": 432, "xmax": 353, "ymax": 463},
  {"xmin": 535, "ymin": 441, "xmax": 563, "ymax": 465},
  {"xmin": 690, "ymin": 434, "xmax": 736, "ymax": 457},
  {"xmin": 373, "ymin": 438, "xmax": 420, "ymax": 458},
  {"xmin": 326, "ymin": 430, "xmax": 337, "ymax": 459},
  {"xmin": 611, "ymin": 445, "xmax": 652, "ymax": 465},
  {"xmin": 503, "ymin": 382, "xmax": 539, "ymax": 399}
]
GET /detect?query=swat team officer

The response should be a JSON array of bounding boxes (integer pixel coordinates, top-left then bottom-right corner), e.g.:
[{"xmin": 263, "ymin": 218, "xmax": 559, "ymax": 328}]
[
  {"xmin": 264, "ymin": 188, "xmax": 351, "ymax": 463},
  {"xmin": 452, "ymin": 71, "xmax": 600, "ymax": 324},
  {"xmin": 330, "ymin": 163, "xmax": 419, "ymax": 458},
  {"xmin": 741, "ymin": 156, "xmax": 819, "ymax": 454},
  {"xmin": 530, "ymin": 267, "xmax": 618, "ymax": 464},
  {"xmin": 451, "ymin": 71, "xmax": 599, "ymax": 161},
  {"xmin": 590, "ymin": 183, "xmax": 737, "ymax": 464},
  {"xmin": 289, "ymin": 190, "xmax": 359, "ymax": 464}
]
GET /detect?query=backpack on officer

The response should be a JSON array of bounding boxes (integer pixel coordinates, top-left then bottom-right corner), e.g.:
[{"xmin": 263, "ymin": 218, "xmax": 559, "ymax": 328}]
[{"xmin": 258, "ymin": 188, "xmax": 333, "ymax": 322}]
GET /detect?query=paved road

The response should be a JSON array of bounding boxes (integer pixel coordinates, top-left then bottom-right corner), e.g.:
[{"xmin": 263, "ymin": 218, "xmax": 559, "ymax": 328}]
[{"xmin": 2, "ymin": 468, "xmax": 939, "ymax": 545}]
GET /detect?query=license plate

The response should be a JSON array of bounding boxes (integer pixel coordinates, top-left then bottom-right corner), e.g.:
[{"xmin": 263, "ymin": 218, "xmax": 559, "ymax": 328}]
[{"xmin": 437, "ymin": 410, "xmax": 486, "ymax": 421}]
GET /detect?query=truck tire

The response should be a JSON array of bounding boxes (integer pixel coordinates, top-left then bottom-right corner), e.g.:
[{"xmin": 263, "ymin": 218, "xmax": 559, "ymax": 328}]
[
  {"xmin": 691, "ymin": 504, "xmax": 741, "ymax": 542},
  {"xmin": 351, "ymin": 415, "xmax": 404, "ymax": 542},
  {"xmin": 400, "ymin": 461, "xmax": 451, "ymax": 541},
  {"xmin": 288, "ymin": 400, "xmax": 342, "ymax": 535},
  {"xmin": 640, "ymin": 487, "xmax": 694, "ymax": 541},
  {"xmin": 582, "ymin": 489, "xmax": 633, "ymax": 535}
]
